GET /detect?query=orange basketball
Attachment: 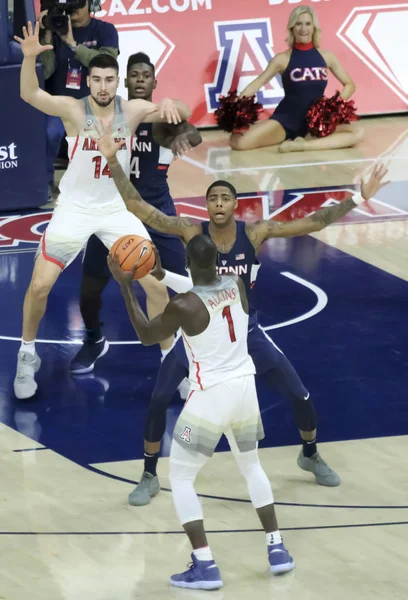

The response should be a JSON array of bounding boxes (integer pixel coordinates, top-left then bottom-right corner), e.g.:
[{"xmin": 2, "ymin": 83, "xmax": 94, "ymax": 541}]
[{"xmin": 110, "ymin": 235, "xmax": 155, "ymax": 280}]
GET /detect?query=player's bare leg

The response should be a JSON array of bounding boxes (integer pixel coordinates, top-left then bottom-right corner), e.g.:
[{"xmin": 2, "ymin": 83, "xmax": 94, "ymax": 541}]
[{"xmin": 14, "ymin": 255, "xmax": 63, "ymax": 399}]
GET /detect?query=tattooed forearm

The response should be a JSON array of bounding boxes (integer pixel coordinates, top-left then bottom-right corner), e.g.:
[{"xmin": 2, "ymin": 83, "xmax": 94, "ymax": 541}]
[
  {"xmin": 145, "ymin": 208, "xmax": 195, "ymax": 235},
  {"xmin": 107, "ymin": 155, "xmax": 198, "ymax": 237},
  {"xmin": 107, "ymin": 156, "xmax": 148, "ymax": 213},
  {"xmin": 257, "ymin": 197, "xmax": 360, "ymax": 241},
  {"xmin": 309, "ymin": 198, "xmax": 357, "ymax": 229}
]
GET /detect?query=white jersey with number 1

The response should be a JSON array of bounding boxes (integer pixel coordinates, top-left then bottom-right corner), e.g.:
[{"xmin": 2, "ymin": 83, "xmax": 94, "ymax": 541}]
[
  {"xmin": 58, "ymin": 95, "xmax": 133, "ymax": 213},
  {"xmin": 182, "ymin": 276, "xmax": 255, "ymax": 391}
]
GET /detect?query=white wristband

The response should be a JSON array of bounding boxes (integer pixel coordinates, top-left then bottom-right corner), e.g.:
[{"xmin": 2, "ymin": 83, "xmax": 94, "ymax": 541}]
[
  {"xmin": 162, "ymin": 270, "xmax": 193, "ymax": 294},
  {"xmin": 352, "ymin": 193, "xmax": 365, "ymax": 206}
]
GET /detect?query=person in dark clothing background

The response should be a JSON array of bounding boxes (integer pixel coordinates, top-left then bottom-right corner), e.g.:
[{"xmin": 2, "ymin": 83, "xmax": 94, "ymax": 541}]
[{"xmin": 38, "ymin": 0, "xmax": 119, "ymax": 199}]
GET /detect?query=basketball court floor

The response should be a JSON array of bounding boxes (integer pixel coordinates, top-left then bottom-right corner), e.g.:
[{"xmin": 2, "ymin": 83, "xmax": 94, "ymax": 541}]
[{"xmin": 0, "ymin": 115, "xmax": 407, "ymax": 599}]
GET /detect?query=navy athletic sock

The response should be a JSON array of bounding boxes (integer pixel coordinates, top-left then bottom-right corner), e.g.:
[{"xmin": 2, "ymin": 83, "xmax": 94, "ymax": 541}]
[
  {"xmin": 144, "ymin": 452, "xmax": 159, "ymax": 476},
  {"xmin": 302, "ymin": 438, "xmax": 317, "ymax": 458},
  {"xmin": 85, "ymin": 324, "xmax": 103, "ymax": 344}
]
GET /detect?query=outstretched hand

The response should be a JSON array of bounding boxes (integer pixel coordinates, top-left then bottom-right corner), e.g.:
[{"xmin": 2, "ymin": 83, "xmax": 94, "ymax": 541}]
[
  {"xmin": 90, "ymin": 122, "xmax": 122, "ymax": 159},
  {"xmin": 360, "ymin": 163, "xmax": 390, "ymax": 200},
  {"xmin": 14, "ymin": 21, "xmax": 53, "ymax": 57}
]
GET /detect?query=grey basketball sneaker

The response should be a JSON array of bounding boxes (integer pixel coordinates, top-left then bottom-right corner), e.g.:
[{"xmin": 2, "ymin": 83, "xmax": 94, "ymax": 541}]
[
  {"xmin": 297, "ymin": 450, "xmax": 341, "ymax": 487},
  {"xmin": 128, "ymin": 471, "xmax": 160, "ymax": 506},
  {"xmin": 14, "ymin": 350, "xmax": 41, "ymax": 400}
]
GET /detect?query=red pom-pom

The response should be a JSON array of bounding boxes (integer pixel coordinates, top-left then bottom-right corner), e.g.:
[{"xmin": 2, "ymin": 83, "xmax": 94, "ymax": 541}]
[
  {"xmin": 306, "ymin": 91, "xmax": 359, "ymax": 138},
  {"xmin": 215, "ymin": 90, "xmax": 263, "ymax": 133}
]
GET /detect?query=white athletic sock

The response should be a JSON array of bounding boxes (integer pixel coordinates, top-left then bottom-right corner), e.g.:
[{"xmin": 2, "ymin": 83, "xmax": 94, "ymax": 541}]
[
  {"xmin": 193, "ymin": 546, "xmax": 213, "ymax": 562},
  {"xmin": 20, "ymin": 339, "xmax": 36, "ymax": 356},
  {"xmin": 266, "ymin": 530, "xmax": 283, "ymax": 546}
]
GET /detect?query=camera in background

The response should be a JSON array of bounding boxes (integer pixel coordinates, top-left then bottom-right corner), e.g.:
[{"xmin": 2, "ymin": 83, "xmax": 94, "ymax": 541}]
[{"xmin": 41, "ymin": 0, "xmax": 88, "ymax": 35}]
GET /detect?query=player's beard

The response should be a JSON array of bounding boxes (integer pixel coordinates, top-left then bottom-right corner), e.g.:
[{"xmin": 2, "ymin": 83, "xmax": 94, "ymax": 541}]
[{"xmin": 92, "ymin": 93, "xmax": 115, "ymax": 108}]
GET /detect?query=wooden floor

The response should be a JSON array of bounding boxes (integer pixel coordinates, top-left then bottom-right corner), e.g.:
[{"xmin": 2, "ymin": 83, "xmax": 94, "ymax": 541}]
[{"xmin": 2, "ymin": 114, "xmax": 408, "ymax": 600}]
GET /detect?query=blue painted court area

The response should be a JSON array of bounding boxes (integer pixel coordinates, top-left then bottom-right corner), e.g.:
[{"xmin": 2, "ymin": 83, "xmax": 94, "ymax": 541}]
[{"xmin": 0, "ymin": 187, "xmax": 407, "ymax": 469}]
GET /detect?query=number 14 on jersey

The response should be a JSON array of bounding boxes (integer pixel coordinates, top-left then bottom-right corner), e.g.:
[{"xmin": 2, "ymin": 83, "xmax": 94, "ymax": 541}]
[{"xmin": 92, "ymin": 156, "xmax": 140, "ymax": 179}]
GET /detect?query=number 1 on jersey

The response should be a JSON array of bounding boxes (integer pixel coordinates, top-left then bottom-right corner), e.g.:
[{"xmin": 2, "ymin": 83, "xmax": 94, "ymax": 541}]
[{"xmin": 222, "ymin": 305, "xmax": 236, "ymax": 343}]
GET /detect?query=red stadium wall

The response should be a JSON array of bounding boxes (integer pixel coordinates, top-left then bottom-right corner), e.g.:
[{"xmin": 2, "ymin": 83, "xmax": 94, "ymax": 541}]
[{"xmin": 34, "ymin": 0, "xmax": 408, "ymax": 126}]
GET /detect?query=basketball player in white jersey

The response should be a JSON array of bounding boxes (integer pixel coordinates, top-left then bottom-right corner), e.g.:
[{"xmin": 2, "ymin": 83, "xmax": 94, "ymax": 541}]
[
  {"xmin": 13, "ymin": 22, "xmax": 191, "ymax": 400},
  {"xmin": 108, "ymin": 234, "xmax": 294, "ymax": 590}
]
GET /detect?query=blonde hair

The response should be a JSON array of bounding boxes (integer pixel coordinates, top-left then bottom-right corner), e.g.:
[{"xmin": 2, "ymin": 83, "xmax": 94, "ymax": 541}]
[{"xmin": 286, "ymin": 6, "xmax": 322, "ymax": 48}]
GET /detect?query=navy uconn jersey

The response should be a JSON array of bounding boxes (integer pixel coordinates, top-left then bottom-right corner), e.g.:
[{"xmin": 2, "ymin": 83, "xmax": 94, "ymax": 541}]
[
  {"xmin": 201, "ymin": 220, "xmax": 260, "ymax": 327},
  {"xmin": 130, "ymin": 123, "xmax": 174, "ymax": 207},
  {"xmin": 271, "ymin": 43, "xmax": 328, "ymax": 139}
]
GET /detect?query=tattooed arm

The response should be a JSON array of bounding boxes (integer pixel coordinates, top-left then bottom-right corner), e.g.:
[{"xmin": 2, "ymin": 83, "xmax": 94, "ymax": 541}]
[
  {"xmin": 247, "ymin": 164, "xmax": 389, "ymax": 250},
  {"xmin": 101, "ymin": 144, "xmax": 201, "ymax": 242}
]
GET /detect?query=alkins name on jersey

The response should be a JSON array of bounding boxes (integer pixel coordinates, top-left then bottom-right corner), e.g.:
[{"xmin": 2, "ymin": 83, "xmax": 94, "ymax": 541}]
[{"xmin": 207, "ymin": 286, "xmax": 237, "ymax": 311}]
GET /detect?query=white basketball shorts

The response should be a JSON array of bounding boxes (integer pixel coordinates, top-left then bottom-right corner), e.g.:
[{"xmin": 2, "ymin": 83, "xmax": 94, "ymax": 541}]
[
  {"xmin": 36, "ymin": 204, "xmax": 150, "ymax": 269},
  {"xmin": 172, "ymin": 374, "xmax": 265, "ymax": 457}
]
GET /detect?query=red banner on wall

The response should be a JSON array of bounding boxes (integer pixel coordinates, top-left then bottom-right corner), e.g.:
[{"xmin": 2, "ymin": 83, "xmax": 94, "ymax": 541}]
[{"xmin": 36, "ymin": 0, "xmax": 408, "ymax": 125}]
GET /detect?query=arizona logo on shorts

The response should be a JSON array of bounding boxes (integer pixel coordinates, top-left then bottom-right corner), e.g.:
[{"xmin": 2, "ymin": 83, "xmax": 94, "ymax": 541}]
[
  {"xmin": 179, "ymin": 426, "xmax": 192, "ymax": 444},
  {"xmin": 204, "ymin": 19, "xmax": 284, "ymax": 112}
]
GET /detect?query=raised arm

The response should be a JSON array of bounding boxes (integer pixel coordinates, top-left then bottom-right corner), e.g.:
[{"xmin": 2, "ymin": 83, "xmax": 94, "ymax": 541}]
[
  {"xmin": 15, "ymin": 21, "xmax": 78, "ymax": 118},
  {"xmin": 247, "ymin": 164, "xmax": 389, "ymax": 248},
  {"xmin": 143, "ymin": 99, "xmax": 191, "ymax": 124},
  {"xmin": 239, "ymin": 53, "xmax": 287, "ymax": 98},
  {"xmin": 97, "ymin": 134, "xmax": 201, "ymax": 241},
  {"xmin": 126, "ymin": 98, "xmax": 191, "ymax": 128},
  {"xmin": 152, "ymin": 121, "xmax": 202, "ymax": 157},
  {"xmin": 107, "ymin": 253, "xmax": 185, "ymax": 345}
]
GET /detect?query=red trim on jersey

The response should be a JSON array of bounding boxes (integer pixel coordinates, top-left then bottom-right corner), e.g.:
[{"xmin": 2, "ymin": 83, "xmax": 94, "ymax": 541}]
[
  {"xmin": 69, "ymin": 136, "xmax": 79, "ymax": 163},
  {"xmin": 41, "ymin": 232, "xmax": 64, "ymax": 270},
  {"xmin": 182, "ymin": 333, "xmax": 203, "ymax": 391},
  {"xmin": 186, "ymin": 390, "xmax": 195, "ymax": 404},
  {"xmin": 157, "ymin": 165, "xmax": 168, "ymax": 171},
  {"xmin": 294, "ymin": 42, "xmax": 314, "ymax": 51}
]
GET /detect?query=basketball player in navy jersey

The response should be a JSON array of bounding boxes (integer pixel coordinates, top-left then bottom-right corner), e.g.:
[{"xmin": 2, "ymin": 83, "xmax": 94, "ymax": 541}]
[
  {"xmin": 70, "ymin": 52, "xmax": 202, "ymax": 373},
  {"xmin": 230, "ymin": 6, "xmax": 363, "ymax": 152},
  {"xmin": 96, "ymin": 133, "xmax": 388, "ymax": 504},
  {"xmin": 108, "ymin": 234, "xmax": 294, "ymax": 589}
]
